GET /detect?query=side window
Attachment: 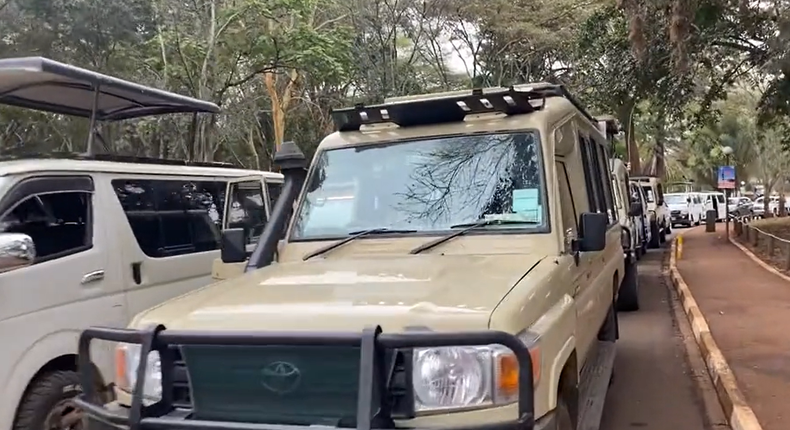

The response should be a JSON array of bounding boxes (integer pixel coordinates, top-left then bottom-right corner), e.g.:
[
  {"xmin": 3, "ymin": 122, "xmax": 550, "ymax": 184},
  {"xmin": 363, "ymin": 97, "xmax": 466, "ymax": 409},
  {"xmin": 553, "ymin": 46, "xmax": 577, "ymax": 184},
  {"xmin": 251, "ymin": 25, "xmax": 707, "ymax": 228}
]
[
  {"xmin": 266, "ymin": 181, "xmax": 282, "ymax": 210},
  {"xmin": 555, "ymin": 160, "xmax": 577, "ymax": 245},
  {"xmin": 112, "ymin": 179, "xmax": 225, "ymax": 258},
  {"xmin": 578, "ymin": 135, "xmax": 601, "ymax": 214},
  {"xmin": 0, "ymin": 191, "xmax": 92, "ymax": 262},
  {"xmin": 595, "ymin": 144, "xmax": 617, "ymax": 223},
  {"xmin": 226, "ymin": 180, "xmax": 267, "ymax": 246}
]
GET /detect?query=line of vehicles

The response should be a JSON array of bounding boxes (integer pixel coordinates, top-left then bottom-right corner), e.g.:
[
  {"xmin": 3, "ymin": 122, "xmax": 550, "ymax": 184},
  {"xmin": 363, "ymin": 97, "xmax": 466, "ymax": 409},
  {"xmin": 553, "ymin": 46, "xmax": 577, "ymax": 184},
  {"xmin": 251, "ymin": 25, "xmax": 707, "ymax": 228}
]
[{"xmin": 0, "ymin": 57, "xmax": 678, "ymax": 430}]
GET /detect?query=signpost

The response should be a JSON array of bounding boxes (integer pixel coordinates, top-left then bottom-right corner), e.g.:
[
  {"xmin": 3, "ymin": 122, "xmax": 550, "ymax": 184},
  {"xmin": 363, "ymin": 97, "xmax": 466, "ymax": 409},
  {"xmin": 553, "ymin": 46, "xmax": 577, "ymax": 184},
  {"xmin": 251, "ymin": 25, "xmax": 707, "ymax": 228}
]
[
  {"xmin": 718, "ymin": 166, "xmax": 736, "ymax": 189},
  {"xmin": 719, "ymin": 165, "xmax": 736, "ymax": 240}
]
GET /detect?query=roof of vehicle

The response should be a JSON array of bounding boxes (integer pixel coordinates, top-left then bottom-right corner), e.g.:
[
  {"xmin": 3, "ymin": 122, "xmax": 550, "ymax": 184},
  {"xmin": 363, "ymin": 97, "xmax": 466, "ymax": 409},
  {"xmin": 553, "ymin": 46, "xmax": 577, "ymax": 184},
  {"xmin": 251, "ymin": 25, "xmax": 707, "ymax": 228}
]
[
  {"xmin": 0, "ymin": 56, "xmax": 219, "ymax": 120},
  {"xmin": 0, "ymin": 158, "xmax": 283, "ymax": 179},
  {"xmin": 319, "ymin": 83, "xmax": 602, "ymax": 151}
]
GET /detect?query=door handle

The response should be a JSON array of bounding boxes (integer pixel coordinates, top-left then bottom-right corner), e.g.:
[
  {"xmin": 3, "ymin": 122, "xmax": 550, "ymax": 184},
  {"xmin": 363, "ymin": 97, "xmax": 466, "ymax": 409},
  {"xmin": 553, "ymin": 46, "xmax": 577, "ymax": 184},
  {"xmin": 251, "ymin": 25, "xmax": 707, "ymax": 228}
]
[
  {"xmin": 81, "ymin": 270, "xmax": 105, "ymax": 285},
  {"xmin": 132, "ymin": 262, "xmax": 142, "ymax": 285}
]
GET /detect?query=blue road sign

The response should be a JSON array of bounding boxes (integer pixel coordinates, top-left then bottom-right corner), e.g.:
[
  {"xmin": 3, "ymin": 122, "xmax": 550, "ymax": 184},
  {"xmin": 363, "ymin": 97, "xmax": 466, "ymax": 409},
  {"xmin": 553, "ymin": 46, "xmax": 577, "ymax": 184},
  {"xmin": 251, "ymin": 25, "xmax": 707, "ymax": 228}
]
[{"xmin": 718, "ymin": 165, "xmax": 736, "ymax": 189}]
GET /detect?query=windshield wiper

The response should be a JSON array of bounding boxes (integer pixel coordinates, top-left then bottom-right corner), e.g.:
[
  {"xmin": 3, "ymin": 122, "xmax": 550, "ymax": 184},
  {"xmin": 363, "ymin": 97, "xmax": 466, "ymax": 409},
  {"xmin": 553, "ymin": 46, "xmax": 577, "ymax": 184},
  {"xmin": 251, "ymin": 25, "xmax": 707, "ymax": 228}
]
[
  {"xmin": 302, "ymin": 228, "xmax": 418, "ymax": 261},
  {"xmin": 409, "ymin": 218, "xmax": 539, "ymax": 255}
]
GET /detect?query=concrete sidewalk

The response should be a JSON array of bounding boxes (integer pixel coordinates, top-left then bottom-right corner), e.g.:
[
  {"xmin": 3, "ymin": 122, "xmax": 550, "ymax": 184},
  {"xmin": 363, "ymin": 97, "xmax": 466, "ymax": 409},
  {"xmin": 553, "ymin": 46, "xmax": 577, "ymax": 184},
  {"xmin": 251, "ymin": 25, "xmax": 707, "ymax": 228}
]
[{"xmin": 676, "ymin": 225, "xmax": 790, "ymax": 430}]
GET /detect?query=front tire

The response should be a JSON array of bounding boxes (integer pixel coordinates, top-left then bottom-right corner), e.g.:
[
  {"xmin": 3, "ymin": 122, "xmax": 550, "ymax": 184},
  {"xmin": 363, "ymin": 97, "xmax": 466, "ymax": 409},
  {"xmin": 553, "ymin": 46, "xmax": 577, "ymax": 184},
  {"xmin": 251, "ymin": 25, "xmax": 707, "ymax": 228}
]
[
  {"xmin": 556, "ymin": 398, "xmax": 574, "ymax": 430},
  {"xmin": 13, "ymin": 370, "xmax": 84, "ymax": 430},
  {"xmin": 649, "ymin": 221, "xmax": 660, "ymax": 248}
]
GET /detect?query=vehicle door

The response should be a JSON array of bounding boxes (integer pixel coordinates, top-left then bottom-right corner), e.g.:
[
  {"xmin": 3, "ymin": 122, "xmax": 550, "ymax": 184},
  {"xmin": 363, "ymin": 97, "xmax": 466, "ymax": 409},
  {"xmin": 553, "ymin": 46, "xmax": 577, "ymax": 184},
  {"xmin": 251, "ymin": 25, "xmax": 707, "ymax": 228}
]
[
  {"xmin": 575, "ymin": 128, "xmax": 619, "ymax": 363},
  {"xmin": 0, "ymin": 175, "xmax": 123, "ymax": 410},
  {"xmin": 110, "ymin": 176, "xmax": 228, "ymax": 318},
  {"xmin": 223, "ymin": 176, "xmax": 270, "ymax": 255}
]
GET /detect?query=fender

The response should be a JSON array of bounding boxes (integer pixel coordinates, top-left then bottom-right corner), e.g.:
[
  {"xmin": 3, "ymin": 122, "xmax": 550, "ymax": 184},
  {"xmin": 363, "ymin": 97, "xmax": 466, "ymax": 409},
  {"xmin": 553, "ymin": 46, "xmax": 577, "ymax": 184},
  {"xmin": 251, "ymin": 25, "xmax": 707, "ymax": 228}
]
[
  {"xmin": 0, "ymin": 329, "xmax": 114, "ymax": 430},
  {"xmin": 547, "ymin": 335, "xmax": 577, "ymax": 410}
]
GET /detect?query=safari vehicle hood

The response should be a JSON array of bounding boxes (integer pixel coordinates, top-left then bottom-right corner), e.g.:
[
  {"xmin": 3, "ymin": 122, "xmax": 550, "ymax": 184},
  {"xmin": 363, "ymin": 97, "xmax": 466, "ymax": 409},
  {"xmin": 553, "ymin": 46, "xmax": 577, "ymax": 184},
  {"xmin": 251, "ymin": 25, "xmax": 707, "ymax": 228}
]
[{"xmin": 133, "ymin": 254, "xmax": 547, "ymax": 332}]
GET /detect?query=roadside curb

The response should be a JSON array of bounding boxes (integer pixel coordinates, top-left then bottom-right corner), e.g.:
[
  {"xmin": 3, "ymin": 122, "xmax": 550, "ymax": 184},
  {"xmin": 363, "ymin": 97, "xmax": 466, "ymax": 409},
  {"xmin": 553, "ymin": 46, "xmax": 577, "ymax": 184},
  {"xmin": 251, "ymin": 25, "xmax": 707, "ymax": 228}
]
[
  {"xmin": 668, "ymin": 235, "xmax": 763, "ymax": 430},
  {"xmin": 728, "ymin": 236, "xmax": 790, "ymax": 284}
]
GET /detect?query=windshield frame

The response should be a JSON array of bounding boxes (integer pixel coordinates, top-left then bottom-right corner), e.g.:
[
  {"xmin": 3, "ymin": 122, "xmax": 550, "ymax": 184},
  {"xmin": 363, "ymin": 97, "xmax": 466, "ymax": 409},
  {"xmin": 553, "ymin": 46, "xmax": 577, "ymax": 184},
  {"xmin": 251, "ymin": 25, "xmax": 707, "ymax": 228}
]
[{"xmin": 286, "ymin": 130, "xmax": 551, "ymax": 242}]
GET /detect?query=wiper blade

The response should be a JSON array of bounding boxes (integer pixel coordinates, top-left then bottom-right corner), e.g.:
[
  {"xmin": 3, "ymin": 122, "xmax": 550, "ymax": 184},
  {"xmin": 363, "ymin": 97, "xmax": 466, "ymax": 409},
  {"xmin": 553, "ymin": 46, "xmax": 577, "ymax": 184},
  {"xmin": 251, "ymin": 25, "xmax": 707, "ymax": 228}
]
[
  {"xmin": 409, "ymin": 218, "xmax": 538, "ymax": 255},
  {"xmin": 302, "ymin": 228, "xmax": 418, "ymax": 261}
]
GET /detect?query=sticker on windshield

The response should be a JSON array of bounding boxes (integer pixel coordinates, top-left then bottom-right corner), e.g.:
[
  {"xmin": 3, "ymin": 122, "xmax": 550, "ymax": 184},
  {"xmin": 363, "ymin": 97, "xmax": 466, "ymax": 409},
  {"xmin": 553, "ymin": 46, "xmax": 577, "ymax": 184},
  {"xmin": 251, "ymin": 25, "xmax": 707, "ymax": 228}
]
[{"xmin": 511, "ymin": 188, "xmax": 542, "ymax": 222}]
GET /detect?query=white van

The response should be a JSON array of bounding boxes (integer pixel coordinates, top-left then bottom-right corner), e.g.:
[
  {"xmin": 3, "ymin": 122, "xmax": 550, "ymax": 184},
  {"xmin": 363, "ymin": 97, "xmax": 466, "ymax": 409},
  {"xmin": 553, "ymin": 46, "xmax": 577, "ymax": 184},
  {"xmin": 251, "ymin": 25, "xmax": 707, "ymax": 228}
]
[
  {"xmin": 665, "ymin": 192, "xmax": 704, "ymax": 227},
  {"xmin": 702, "ymin": 192, "xmax": 726, "ymax": 221},
  {"xmin": 0, "ymin": 155, "xmax": 283, "ymax": 430}
]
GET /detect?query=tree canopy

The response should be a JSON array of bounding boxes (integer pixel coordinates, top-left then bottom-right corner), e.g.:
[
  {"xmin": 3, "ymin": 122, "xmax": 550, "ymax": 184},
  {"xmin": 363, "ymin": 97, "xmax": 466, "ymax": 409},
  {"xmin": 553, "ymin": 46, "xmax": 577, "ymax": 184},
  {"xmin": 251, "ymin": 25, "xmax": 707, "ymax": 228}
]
[{"xmin": 0, "ymin": 0, "xmax": 787, "ymax": 183}]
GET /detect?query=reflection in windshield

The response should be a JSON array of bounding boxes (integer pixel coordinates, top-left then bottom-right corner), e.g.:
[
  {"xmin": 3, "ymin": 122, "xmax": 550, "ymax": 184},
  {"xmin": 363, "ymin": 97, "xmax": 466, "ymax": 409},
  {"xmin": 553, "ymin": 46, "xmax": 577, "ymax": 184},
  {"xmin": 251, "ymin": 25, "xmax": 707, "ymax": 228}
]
[{"xmin": 291, "ymin": 132, "xmax": 546, "ymax": 239}]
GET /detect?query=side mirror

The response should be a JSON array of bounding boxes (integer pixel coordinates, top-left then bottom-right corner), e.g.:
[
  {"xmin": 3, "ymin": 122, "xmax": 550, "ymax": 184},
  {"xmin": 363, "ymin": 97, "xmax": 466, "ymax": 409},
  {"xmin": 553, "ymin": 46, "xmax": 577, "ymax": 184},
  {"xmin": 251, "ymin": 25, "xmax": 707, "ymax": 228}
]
[
  {"xmin": 0, "ymin": 233, "xmax": 36, "ymax": 273},
  {"xmin": 220, "ymin": 228, "xmax": 247, "ymax": 263},
  {"xmin": 628, "ymin": 202, "xmax": 643, "ymax": 217},
  {"xmin": 577, "ymin": 212, "xmax": 608, "ymax": 252}
]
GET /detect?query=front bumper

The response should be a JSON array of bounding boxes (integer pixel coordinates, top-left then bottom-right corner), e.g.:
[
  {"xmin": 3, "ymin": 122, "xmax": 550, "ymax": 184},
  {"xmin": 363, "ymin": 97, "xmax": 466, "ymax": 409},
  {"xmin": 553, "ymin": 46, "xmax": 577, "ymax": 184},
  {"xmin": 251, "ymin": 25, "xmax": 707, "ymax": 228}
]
[{"xmin": 75, "ymin": 325, "xmax": 537, "ymax": 430}]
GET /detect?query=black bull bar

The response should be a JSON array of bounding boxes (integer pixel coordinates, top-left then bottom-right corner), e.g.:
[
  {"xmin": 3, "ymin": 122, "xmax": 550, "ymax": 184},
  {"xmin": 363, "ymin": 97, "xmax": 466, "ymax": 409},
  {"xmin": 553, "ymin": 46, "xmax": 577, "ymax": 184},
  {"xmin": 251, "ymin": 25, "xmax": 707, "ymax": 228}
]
[{"xmin": 75, "ymin": 325, "xmax": 535, "ymax": 430}]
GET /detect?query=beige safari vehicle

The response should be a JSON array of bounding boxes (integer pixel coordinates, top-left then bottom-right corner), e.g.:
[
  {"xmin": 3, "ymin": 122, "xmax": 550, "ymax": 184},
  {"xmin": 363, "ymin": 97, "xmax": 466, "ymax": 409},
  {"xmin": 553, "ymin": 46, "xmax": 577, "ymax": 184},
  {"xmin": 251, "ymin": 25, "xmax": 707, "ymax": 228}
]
[
  {"xmin": 77, "ymin": 84, "xmax": 626, "ymax": 430},
  {"xmin": 631, "ymin": 176, "xmax": 671, "ymax": 248}
]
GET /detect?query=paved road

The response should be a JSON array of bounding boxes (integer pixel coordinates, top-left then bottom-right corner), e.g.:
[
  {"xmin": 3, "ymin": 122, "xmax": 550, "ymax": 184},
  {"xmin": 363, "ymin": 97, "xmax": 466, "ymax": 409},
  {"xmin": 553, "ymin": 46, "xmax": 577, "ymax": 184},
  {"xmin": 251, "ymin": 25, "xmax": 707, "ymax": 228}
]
[{"xmin": 600, "ymin": 236, "xmax": 726, "ymax": 430}]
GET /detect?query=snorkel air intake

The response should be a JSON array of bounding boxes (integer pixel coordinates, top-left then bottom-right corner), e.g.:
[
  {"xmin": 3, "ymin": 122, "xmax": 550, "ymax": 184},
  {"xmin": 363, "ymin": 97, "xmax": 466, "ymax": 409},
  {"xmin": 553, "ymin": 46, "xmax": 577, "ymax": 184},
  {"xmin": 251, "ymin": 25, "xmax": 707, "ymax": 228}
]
[{"xmin": 245, "ymin": 141, "xmax": 308, "ymax": 271}]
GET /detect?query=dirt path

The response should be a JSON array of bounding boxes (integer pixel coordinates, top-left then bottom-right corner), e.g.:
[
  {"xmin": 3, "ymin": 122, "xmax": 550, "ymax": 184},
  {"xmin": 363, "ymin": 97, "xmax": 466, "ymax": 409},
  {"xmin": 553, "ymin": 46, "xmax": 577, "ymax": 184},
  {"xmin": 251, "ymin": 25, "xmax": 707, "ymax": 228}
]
[{"xmin": 677, "ymin": 225, "xmax": 790, "ymax": 430}]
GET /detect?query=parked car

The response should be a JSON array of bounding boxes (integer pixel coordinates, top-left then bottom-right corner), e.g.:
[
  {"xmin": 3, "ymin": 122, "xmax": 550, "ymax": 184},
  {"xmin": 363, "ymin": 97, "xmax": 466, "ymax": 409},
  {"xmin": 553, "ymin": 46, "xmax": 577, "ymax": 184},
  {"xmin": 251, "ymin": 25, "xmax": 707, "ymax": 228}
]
[
  {"xmin": 631, "ymin": 176, "xmax": 671, "ymax": 247},
  {"xmin": 702, "ymin": 192, "xmax": 726, "ymax": 221},
  {"xmin": 0, "ymin": 57, "xmax": 283, "ymax": 430},
  {"xmin": 78, "ymin": 83, "xmax": 629, "ymax": 430},
  {"xmin": 665, "ymin": 192, "xmax": 704, "ymax": 227},
  {"xmin": 727, "ymin": 196, "xmax": 753, "ymax": 217},
  {"xmin": 630, "ymin": 183, "xmax": 652, "ymax": 251},
  {"xmin": 611, "ymin": 158, "xmax": 645, "ymax": 269},
  {"xmin": 753, "ymin": 195, "xmax": 779, "ymax": 217}
]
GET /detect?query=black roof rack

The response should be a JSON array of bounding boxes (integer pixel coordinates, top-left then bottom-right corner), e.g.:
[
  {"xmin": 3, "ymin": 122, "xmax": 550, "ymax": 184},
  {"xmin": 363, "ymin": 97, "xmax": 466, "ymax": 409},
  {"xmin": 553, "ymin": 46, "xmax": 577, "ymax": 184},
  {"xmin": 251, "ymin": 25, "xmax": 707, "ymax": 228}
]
[
  {"xmin": 0, "ymin": 57, "xmax": 220, "ymax": 121},
  {"xmin": 330, "ymin": 84, "xmax": 597, "ymax": 132},
  {"xmin": 0, "ymin": 152, "xmax": 239, "ymax": 169}
]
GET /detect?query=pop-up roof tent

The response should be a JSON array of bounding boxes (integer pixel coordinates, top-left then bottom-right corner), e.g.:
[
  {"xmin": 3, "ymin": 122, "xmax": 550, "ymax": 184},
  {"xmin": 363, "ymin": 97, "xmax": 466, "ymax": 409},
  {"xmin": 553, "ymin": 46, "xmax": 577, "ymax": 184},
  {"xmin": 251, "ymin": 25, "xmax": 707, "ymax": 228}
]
[{"xmin": 0, "ymin": 56, "xmax": 220, "ymax": 154}]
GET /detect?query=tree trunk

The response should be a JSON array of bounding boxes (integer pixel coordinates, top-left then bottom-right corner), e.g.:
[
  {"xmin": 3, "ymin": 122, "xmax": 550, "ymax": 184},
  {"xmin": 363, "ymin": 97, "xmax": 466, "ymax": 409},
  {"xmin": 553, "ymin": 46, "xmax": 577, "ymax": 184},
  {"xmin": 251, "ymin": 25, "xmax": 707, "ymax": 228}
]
[{"xmin": 618, "ymin": 100, "xmax": 641, "ymax": 174}]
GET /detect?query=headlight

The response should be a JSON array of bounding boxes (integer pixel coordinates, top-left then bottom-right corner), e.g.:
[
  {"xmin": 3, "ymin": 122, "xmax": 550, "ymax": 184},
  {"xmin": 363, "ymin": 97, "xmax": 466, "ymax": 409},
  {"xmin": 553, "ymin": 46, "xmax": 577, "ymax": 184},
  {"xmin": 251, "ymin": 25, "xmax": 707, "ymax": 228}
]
[
  {"xmin": 412, "ymin": 331, "xmax": 539, "ymax": 413},
  {"xmin": 115, "ymin": 343, "xmax": 162, "ymax": 403}
]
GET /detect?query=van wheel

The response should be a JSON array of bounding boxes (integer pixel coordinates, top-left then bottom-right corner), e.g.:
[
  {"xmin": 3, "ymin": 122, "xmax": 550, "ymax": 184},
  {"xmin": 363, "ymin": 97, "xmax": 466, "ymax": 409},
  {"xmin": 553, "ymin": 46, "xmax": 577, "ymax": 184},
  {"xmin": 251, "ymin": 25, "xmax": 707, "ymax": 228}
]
[
  {"xmin": 13, "ymin": 370, "xmax": 84, "ymax": 430},
  {"xmin": 617, "ymin": 258, "xmax": 639, "ymax": 312},
  {"xmin": 648, "ymin": 222, "xmax": 660, "ymax": 248},
  {"xmin": 556, "ymin": 398, "xmax": 574, "ymax": 430}
]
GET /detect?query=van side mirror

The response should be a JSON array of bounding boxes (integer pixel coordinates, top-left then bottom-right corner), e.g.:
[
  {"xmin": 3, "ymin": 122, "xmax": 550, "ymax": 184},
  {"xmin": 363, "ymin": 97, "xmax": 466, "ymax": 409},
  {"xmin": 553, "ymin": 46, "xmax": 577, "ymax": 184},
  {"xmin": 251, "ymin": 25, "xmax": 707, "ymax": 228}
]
[
  {"xmin": 0, "ymin": 233, "xmax": 36, "ymax": 273},
  {"xmin": 220, "ymin": 228, "xmax": 247, "ymax": 263},
  {"xmin": 628, "ymin": 202, "xmax": 643, "ymax": 217},
  {"xmin": 577, "ymin": 212, "xmax": 608, "ymax": 252}
]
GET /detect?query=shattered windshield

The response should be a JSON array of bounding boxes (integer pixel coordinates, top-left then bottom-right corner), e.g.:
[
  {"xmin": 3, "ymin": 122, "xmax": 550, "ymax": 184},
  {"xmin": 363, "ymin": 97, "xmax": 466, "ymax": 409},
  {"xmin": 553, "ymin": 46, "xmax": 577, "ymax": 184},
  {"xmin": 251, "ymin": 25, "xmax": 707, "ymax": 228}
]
[{"xmin": 291, "ymin": 132, "xmax": 548, "ymax": 239}]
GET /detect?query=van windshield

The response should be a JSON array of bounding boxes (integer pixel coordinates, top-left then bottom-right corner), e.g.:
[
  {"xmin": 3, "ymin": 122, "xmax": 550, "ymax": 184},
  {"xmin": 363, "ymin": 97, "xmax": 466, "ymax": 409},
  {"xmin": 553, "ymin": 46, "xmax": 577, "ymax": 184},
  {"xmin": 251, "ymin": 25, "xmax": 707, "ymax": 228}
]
[
  {"xmin": 665, "ymin": 195, "xmax": 686, "ymax": 205},
  {"xmin": 291, "ymin": 132, "xmax": 547, "ymax": 239}
]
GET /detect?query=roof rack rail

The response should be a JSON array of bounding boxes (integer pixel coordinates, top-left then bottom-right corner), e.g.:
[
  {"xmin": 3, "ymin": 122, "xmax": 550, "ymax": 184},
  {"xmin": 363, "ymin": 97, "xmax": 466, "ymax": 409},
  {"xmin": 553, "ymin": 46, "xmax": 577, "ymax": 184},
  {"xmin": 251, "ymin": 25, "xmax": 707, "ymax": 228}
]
[
  {"xmin": 0, "ymin": 152, "xmax": 239, "ymax": 169},
  {"xmin": 330, "ymin": 83, "xmax": 598, "ymax": 132},
  {"xmin": 331, "ymin": 87, "xmax": 540, "ymax": 132}
]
